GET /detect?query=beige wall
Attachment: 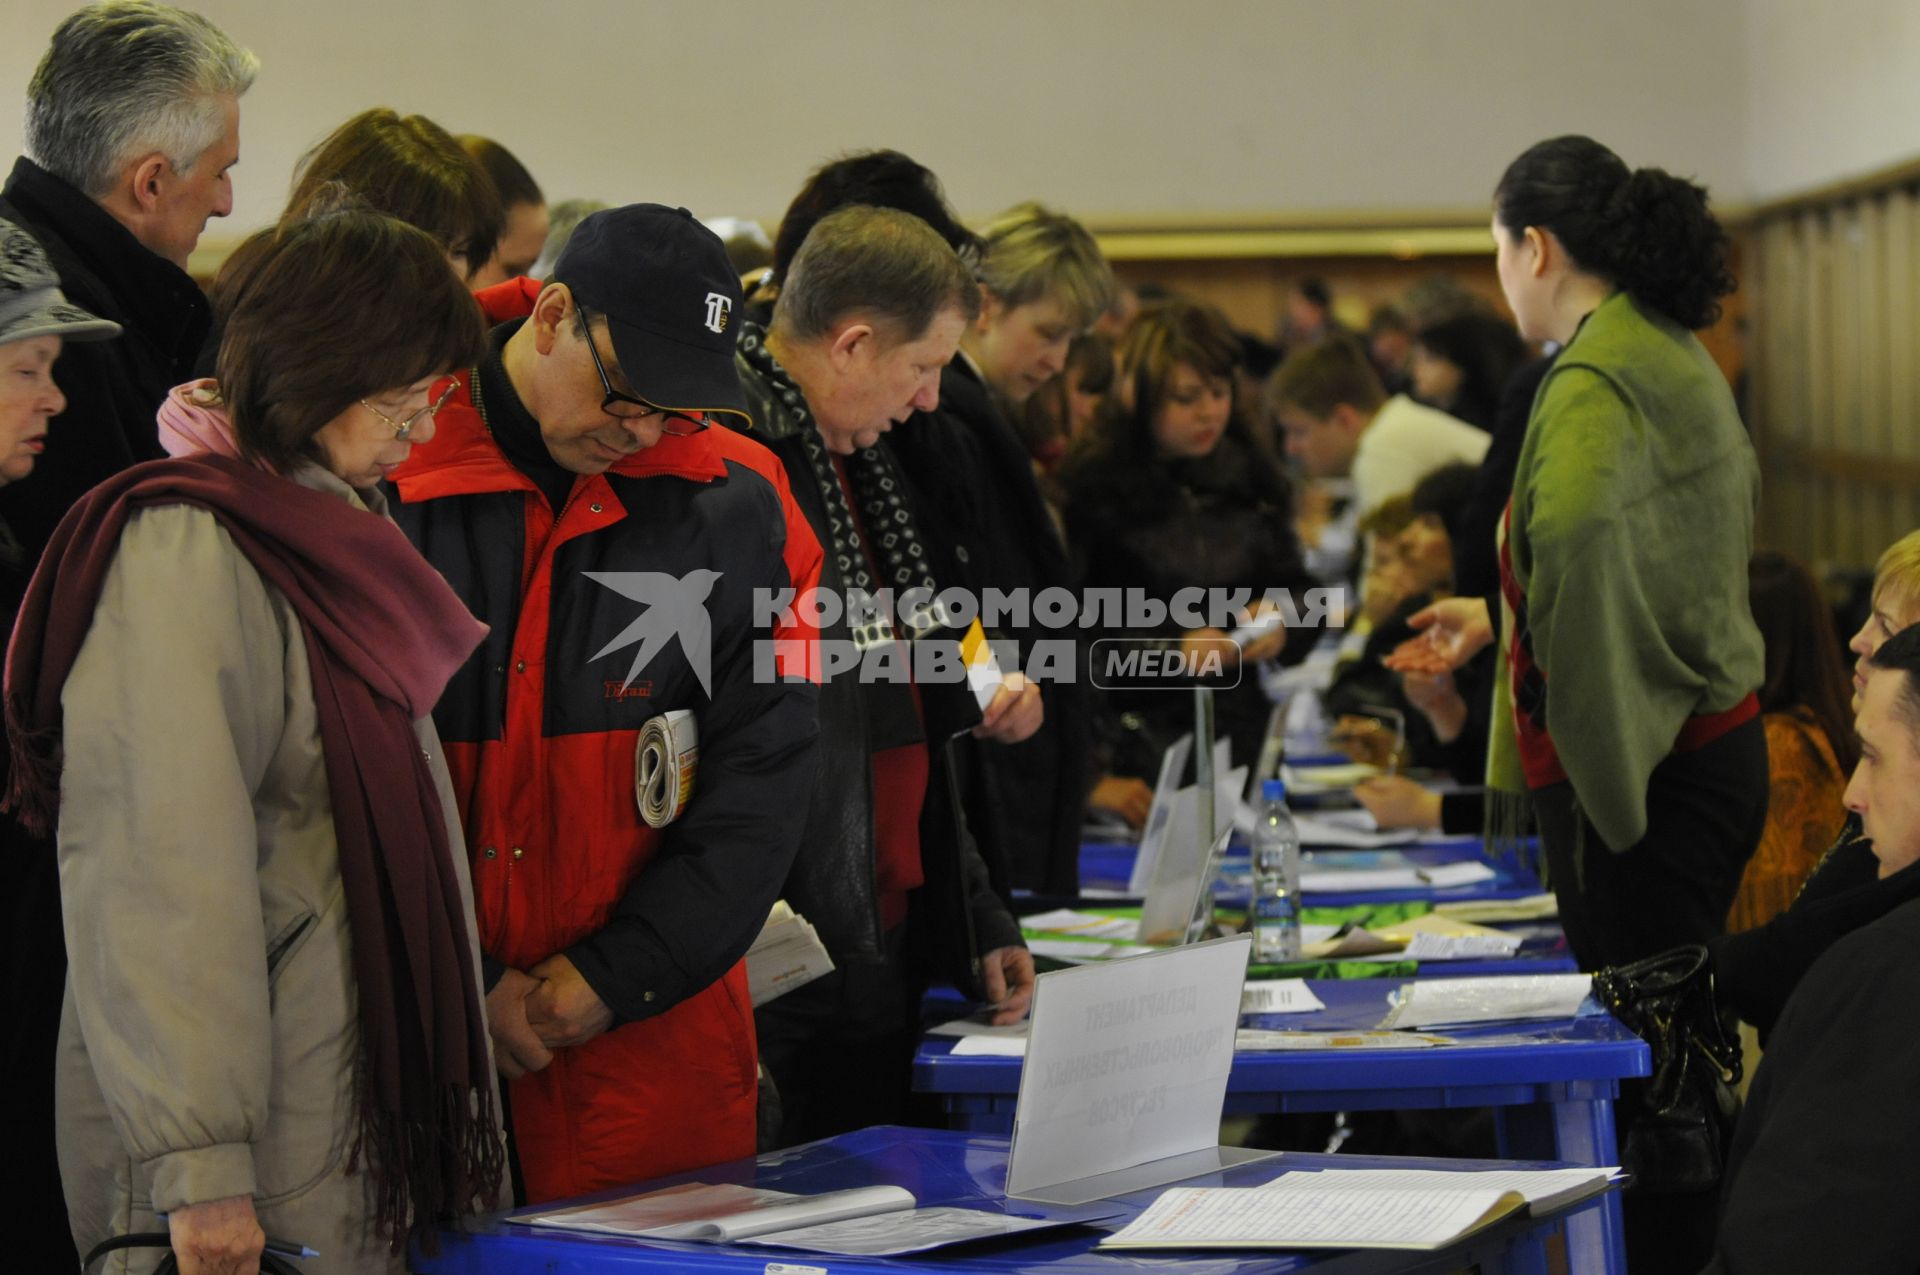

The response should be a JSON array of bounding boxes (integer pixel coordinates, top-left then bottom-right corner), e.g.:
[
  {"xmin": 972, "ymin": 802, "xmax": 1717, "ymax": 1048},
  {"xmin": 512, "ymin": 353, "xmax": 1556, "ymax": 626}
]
[
  {"xmin": 1742, "ymin": 0, "xmax": 1920, "ymax": 202},
  {"xmin": 4, "ymin": 0, "xmax": 1752, "ymax": 247}
]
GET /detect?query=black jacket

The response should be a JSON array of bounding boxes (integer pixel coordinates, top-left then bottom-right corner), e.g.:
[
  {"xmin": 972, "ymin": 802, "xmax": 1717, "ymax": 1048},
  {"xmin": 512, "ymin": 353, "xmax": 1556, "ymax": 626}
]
[
  {"xmin": 1060, "ymin": 429, "xmax": 1322, "ymax": 775},
  {"xmin": 887, "ymin": 358, "xmax": 1091, "ymax": 896},
  {"xmin": 1708, "ymin": 816, "xmax": 1920, "ymax": 1042},
  {"xmin": 0, "ymin": 158, "xmax": 209, "ymax": 561},
  {"xmin": 1706, "ymin": 894, "xmax": 1920, "ymax": 1272},
  {"xmin": 732, "ymin": 349, "xmax": 1022, "ymax": 998}
]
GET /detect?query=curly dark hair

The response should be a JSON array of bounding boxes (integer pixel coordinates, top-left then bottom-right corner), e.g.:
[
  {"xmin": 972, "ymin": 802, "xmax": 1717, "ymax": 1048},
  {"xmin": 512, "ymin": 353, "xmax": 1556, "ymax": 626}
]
[{"xmin": 1494, "ymin": 135, "xmax": 1734, "ymax": 331}]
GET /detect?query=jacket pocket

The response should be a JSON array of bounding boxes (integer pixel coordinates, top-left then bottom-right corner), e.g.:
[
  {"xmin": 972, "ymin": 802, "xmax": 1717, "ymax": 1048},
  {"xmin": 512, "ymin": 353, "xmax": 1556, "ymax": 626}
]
[
  {"xmin": 253, "ymin": 891, "xmax": 357, "ymax": 1205},
  {"xmin": 265, "ymin": 912, "xmax": 316, "ymax": 983}
]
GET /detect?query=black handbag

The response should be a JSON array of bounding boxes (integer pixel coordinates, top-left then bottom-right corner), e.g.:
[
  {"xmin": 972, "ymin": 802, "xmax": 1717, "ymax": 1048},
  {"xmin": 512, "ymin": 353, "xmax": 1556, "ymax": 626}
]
[
  {"xmin": 1593, "ymin": 944, "xmax": 1744, "ymax": 1193},
  {"xmin": 82, "ymin": 1232, "xmax": 304, "ymax": 1274}
]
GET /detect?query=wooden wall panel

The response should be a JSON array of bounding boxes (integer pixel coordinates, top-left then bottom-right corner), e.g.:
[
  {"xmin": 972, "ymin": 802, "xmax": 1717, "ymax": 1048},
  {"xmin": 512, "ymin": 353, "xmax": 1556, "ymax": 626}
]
[{"xmin": 1751, "ymin": 178, "xmax": 1920, "ymax": 572}]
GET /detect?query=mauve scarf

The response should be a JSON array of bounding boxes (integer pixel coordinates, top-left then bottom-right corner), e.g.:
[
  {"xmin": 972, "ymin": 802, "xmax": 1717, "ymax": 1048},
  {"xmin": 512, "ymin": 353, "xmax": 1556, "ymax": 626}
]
[{"xmin": 4, "ymin": 452, "xmax": 503, "ymax": 1247}]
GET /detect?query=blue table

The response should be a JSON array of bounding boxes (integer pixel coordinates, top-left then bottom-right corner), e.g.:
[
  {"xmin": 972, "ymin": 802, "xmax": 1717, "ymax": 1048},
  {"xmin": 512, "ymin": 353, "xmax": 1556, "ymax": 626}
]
[
  {"xmin": 1078, "ymin": 839, "xmax": 1545, "ymax": 909},
  {"xmin": 415, "ymin": 1125, "xmax": 1620, "ymax": 1274},
  {"xmin": 915, "ymin": 979, "xmax": 1646, "ymax": 1273}
]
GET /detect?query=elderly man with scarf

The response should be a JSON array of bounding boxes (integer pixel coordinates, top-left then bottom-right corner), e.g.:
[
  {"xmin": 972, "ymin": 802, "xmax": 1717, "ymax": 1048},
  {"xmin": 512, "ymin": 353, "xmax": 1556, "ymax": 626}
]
[{"xmin": 731, "ymin": 205, "xmax": 1039, "ymax": 1147}]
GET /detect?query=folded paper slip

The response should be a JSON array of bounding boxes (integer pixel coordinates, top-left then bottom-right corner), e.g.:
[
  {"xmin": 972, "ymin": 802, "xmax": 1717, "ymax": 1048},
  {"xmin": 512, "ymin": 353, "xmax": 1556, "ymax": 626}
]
[
  {"xmin": 746, "ymin": 901, "xmax": 836, "ymax": 1007},
  {"xmin": 635, "ymin": 708, "xmax": 698, "ymax": 828}
]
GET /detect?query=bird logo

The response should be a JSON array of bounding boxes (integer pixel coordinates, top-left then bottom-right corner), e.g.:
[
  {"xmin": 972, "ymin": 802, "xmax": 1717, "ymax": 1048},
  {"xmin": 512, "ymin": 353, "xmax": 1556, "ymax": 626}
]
[{"xmin": 584, "ymin": 569, "xmax": 722, "ymax": 696}]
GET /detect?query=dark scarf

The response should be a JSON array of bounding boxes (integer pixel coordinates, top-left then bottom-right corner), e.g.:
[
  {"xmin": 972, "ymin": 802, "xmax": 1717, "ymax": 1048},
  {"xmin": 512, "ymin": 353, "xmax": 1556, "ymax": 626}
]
[
  {"xmin": 4, "ymin": 454, "xmax": 503, "ymax": 1248},
  {"xmin": 737, "ymin": 325, "xmax": 950, "ymax": 648}
]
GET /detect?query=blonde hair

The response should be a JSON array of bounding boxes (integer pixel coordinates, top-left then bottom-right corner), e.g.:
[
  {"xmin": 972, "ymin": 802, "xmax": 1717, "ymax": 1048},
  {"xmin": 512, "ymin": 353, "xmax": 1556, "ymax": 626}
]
[
  {"xmin": 977, "ymin": 202, "xmax": 1115, "ymax": 330},
  {"xmin": 1874, "ymin": 530, "xmax": 1920, "ymax": 622},
  {"xmin": 1360, "ymin": 494, "xmax": 1416, "ymax": 542}
]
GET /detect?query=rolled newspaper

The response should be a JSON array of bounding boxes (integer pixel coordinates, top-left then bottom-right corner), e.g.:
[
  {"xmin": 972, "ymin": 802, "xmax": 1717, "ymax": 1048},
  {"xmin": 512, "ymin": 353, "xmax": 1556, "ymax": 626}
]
[{"xmin": 635, "ymin": 709, "xmax": 699, "ymax": 828}]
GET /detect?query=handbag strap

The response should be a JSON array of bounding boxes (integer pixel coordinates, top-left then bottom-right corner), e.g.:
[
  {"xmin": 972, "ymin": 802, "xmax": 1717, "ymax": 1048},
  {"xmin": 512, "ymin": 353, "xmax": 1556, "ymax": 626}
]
[{"xmin": 83, "ymin": 1231, "xmax": 303, "ymax": 1274}]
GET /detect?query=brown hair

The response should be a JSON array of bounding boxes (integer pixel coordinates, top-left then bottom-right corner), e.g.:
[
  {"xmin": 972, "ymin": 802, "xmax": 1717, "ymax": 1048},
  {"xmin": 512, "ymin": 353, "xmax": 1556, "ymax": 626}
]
[
  {"xmin": 1750, "ymin": 550, "xmax": 1860, "ymax": 773},
  {"xmin": 284, "ymin": 108, "xmax": 505, "ymax": 271},
  {"xmin": 458, "ymin": 133, "xmax": 542, "ymax": 209},
  {"xmin": 214, "ymin": 208, "xmax": 486, "ymax": 474},
  {"xmin": 772, "ymin": 204, "xmax": 979, "ymax": 345},
  {"xmin": 1266, "ymin": 332, "xmax": 1388, "ymax": 419}
]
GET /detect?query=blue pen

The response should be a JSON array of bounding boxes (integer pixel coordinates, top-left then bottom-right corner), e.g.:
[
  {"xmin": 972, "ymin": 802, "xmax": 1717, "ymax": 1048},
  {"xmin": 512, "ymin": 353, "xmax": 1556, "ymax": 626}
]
[{"xmin": 265, "ymin": 1237, "xmax": 321, "ymax": 1260}]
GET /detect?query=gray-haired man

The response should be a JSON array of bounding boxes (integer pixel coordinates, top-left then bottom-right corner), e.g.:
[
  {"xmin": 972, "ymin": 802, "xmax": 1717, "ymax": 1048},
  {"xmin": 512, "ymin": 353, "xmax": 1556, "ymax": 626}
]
[{"xmin": 0, "ymin": 0, "xmax": 256, "ymax": 560}]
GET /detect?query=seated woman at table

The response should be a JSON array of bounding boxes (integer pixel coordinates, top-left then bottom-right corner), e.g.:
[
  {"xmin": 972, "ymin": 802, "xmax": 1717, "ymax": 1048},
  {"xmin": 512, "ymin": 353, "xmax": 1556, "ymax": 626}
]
[
  {"xmin": 1059, "ymin": 299, "xmax": 1321, "ymax": 774},
  {"xmin": 1710, "ymin": 529, "xmax": 1920, "ymax": 1040},
  {"xmin": 1724, "ymin": 550, "xmax": 1857, "ymax": 934},
  {"xmin": 10, "ymin": 207, "xmax": 502, "ymax": 1273},
  {"xmin": 1326, "ymin": 464, "xmax": 1495, "ymax": 819}
]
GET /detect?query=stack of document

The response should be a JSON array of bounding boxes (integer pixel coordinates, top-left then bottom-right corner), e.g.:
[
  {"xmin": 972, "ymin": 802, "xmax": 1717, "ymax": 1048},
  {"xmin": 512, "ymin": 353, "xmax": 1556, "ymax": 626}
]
[
  {"xmin": 512, "ymin": 1181, "xmax": 1099, "ymax": 1257},
  {"xmin": 744, "ymin": 902, "xmax": 835, "ymax": 1007},
  {"xmin": 1100, "ymin": 1166, "xmax": 1619, "ymax": 1251}
]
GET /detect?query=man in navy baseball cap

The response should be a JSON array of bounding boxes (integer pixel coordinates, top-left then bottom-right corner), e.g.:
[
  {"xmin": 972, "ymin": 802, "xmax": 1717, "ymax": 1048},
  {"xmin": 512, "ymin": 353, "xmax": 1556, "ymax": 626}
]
[
  {"xmin": 387, "ymin": 202, "xmax": 823, "ymax": 1201},
  {"xmin": 552, "ymin": 204, "xmax": 750, "ymax": 423}
]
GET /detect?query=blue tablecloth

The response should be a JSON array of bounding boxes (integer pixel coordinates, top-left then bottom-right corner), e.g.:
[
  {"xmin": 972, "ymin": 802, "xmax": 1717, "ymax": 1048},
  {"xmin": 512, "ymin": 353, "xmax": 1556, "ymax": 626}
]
[
  {"xmin": 416, "ymin": 1125, "xmax": 1620, "ymax": 1274},
  {"xmin": 915, "ymin": 978, "xmax": 1646, "ymax": 1274}
]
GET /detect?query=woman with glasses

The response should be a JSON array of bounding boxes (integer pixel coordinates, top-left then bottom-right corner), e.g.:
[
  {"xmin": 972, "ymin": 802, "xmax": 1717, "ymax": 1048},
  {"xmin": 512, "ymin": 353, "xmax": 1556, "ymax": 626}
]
[{"xmin": 8, "ymin": 207, "xmax": 502, "ymax": 1274}]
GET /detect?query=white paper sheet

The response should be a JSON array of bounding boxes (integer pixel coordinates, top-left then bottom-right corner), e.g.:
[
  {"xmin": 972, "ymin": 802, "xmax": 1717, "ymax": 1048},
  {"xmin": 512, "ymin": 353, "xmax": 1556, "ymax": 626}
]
[
  {"xmin": 1381, "ymin": 974, "xmax": 1595, "ymax": 1028},
  {"xmin": 1401, "ymin": 931, "xmax": 1521, "ymax": 960},
  {"xmin": 1292, "ymin": 812, "xmax": 1418, "ymax": 848},
  {"xmin": 1300, "ymin": 867, "xmax": 1427, "ymax": 893},
  {"xmin": 1417, "ymin": 861, "xmax": 1498, "ymax": 887},
  {"xmin": 1239, "ymin": 979, "xmax": 1326, "ymax": 1014},
  {"xmin": 1024, "ymin": 939, "xmax": 1159, "ymax": 964},
  {"xmin": 514, "ymin": 1183, "xmax": 913, "ymax": 1240},
  {"xmin": 741, "ymin": 1207, "xmax": 1068, "ymax": 1256},
  {"xmin": 1233, "ymin": 1029, "xmax": 1447, "ymax": 1051},
  {"xmin": 1102, "ymin": 1183, "xmax": 1513, "ymax": 1249},
  {"xmin": 1006, "ymin": 937, "xmax": 1251, "ymax": 1199},
  {"xmin": 1260, "ymin": 1166, "xmax": 1618, "ymax": 1212},
  {"xmin": 953, "ymin": 1035, "xmax": 1031, "ymax": 1057},
  {"xmin": 1129, "ymin": 735, "xmax": 1194, "ymax": 894}
]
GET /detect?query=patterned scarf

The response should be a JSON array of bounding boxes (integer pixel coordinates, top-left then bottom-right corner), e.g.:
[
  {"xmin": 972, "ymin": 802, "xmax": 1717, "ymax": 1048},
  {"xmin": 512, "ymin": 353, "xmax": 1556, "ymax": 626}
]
[{"xmin": 737, "ymin": 325, "xmax": 953, "ymax": 649}]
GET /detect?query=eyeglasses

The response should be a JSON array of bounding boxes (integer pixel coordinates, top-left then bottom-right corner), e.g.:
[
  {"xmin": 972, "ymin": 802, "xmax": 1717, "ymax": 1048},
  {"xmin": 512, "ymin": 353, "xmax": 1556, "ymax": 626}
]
[
  {"xmin": 362, "ymin": 379, "xmax": 460, "ymax": 442},
  {"xmin": 575, "ymin": 304, "xmax": 708, "ymax": 436}
]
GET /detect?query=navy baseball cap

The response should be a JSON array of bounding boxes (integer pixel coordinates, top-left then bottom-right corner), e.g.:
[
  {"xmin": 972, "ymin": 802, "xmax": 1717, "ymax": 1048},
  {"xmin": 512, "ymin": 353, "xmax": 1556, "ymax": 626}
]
[{"xmin": 552, "ymin": 204, "xmax": 748, "ymax": 422}]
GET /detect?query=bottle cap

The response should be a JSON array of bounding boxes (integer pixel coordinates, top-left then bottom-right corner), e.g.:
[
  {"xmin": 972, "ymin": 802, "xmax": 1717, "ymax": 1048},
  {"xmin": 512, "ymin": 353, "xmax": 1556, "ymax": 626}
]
[{"xmin": 1261, "ymin": 778, "xmax": 1287, "ymax": 801}]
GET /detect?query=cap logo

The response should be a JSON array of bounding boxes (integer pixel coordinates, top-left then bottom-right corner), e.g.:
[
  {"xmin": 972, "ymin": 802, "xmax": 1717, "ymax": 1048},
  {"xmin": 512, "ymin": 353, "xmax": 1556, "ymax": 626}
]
[{"xmin": 703, "ymin": 292, "xmax": 731, "ymax": 335}]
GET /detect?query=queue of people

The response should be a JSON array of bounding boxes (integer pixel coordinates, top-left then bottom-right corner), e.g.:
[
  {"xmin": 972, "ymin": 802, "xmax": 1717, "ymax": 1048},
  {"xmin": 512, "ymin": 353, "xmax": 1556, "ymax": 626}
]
[{"xmin": 1, "ymin": 4, "xmax": 1912, "ymax": 1275}]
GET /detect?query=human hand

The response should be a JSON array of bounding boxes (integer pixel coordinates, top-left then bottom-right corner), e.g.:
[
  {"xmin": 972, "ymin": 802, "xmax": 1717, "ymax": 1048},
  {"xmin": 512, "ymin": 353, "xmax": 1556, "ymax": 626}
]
[
  {"xmin": 973, "ymin": 672, "xmax": 1044, "ymax": 744},
  {"xmin": 526, "ymin": 953, "xmax": 616, "ymax": 1050},
  {"xmin": 1383, "ymin": 596, "xmax": 1493, "ymax": 674},
  {"xmin": 1329, "ymin": 715, "xmax": 1406, "ymax": 770},
  {"xmin": 1354, "ymin": 775, "xmax": 1444, "ymax": 831},
  {"xmin": 1088, "ymin": 774, "xmax": 1153, "ymax": 828},
  {"xmin": 1401, "ymin": 669, "xmax": 1468, "ymax": 742},
  {"xmin": 1180, "ymin": 627, "xmax": 1242, "ymax": 671},
  {"xmin": 486, "ymin": 966, "xmax": 555, "ymax": 1079},
  {"xmin": 980, "ymin": 945, "xmax": 1037, "ymax": 1025},
  {"xmin": 168, "ymin": 1194, "xmax": 264, "ymax": 1275}
]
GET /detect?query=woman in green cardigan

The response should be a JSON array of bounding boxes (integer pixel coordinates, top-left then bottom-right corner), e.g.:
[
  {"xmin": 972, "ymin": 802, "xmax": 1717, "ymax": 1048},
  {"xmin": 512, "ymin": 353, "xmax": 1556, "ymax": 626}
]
[{"xmin": 1391, "ymin": 135, "xmax": 1768, "ymax": 972}]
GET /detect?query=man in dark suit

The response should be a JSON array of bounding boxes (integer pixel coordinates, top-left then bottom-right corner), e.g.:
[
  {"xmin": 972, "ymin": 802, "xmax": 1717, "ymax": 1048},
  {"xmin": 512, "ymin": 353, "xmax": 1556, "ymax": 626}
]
[{"xmin": 0, "ymin": 7, "xmax": 255, "ymax": 1268}]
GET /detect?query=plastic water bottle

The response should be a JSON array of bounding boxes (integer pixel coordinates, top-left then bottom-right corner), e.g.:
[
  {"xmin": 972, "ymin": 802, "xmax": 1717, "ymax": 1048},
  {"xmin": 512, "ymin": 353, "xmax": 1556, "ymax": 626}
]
[{"xmin": 1251, "ymin": 778, "xmax": 1302, "ymax": 961}]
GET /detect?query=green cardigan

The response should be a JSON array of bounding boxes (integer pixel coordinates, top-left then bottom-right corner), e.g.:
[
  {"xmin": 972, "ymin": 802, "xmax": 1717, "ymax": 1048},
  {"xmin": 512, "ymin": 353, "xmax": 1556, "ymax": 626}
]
[{"xmin": 1494, "ymin": 291, "xmax": 1763, "ymax": 853}]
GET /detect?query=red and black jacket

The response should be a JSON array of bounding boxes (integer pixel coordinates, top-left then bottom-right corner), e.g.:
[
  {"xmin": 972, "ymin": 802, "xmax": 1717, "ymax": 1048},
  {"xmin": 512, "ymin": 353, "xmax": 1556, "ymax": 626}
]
[{"xmin": 389, "ymin": 297, "xmax": 821, "ymax": 1201}]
